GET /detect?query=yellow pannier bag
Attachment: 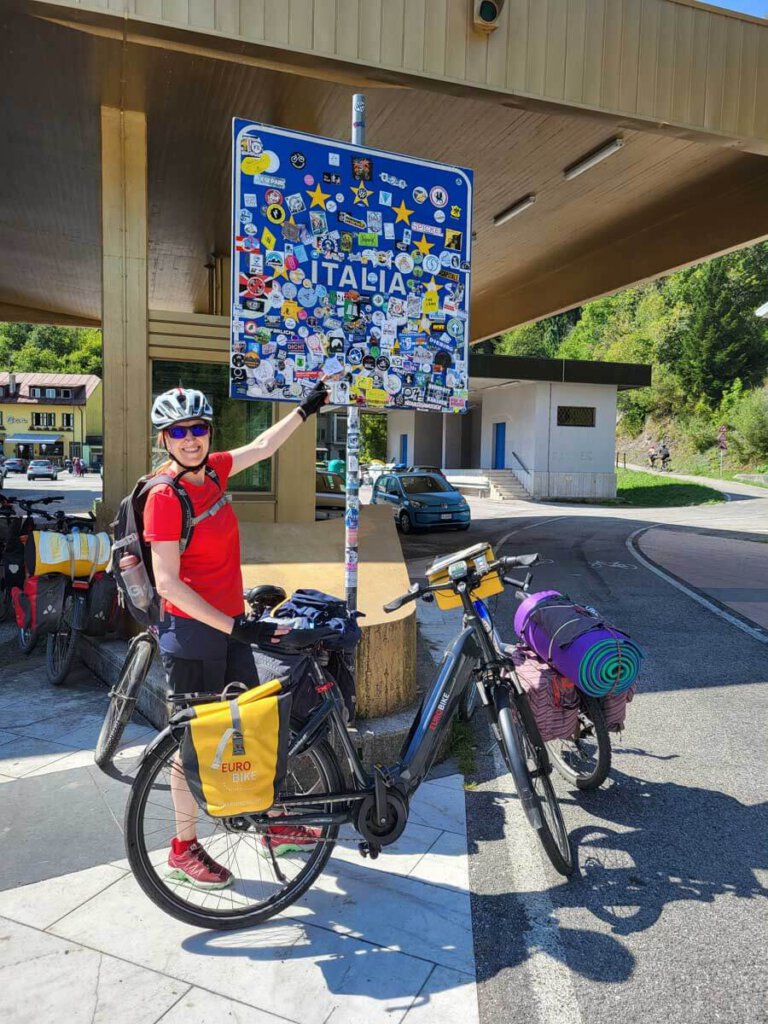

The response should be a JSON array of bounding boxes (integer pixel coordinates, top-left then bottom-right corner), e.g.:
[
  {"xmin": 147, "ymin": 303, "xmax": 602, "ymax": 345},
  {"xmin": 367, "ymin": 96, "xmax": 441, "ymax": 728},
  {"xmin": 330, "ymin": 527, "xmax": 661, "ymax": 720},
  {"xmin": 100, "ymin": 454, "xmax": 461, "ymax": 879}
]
[
  {"xmin": 177, "ymin": 680, "xmax": 293, "ymax": 817},
  {"xmin": 26, "ymin": 530, "xmax": 112, "ymax": 578}
]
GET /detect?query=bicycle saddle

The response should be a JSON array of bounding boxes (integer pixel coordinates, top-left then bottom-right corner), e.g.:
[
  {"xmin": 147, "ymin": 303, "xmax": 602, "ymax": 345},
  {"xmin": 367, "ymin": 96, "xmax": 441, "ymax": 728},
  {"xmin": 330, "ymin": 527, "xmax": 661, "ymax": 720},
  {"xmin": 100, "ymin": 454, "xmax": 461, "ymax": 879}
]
[{"xmin": 243, "ymin": 584, "xmax": 287, "ymax": 611}]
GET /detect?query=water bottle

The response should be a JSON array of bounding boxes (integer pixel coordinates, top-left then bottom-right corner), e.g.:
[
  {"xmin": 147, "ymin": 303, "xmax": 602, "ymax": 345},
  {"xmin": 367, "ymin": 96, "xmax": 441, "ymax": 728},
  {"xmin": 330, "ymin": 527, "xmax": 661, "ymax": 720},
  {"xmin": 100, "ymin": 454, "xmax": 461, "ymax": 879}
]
[{"xmin": 119, "ymin": 554, "xmax": 153, "ymax": 611}]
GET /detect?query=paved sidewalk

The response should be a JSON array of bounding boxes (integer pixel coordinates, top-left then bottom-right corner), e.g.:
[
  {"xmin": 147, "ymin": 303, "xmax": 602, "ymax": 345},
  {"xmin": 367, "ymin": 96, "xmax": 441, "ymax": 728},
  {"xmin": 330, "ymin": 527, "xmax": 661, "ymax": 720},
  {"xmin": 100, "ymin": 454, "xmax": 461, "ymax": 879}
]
[
  {"xmin": 0, "ymin": 659, "xmax": 477, "ymax": 1024},
  {"xmin": 637, "ymin": 528, "xmax": 768, "ymax": 630}
]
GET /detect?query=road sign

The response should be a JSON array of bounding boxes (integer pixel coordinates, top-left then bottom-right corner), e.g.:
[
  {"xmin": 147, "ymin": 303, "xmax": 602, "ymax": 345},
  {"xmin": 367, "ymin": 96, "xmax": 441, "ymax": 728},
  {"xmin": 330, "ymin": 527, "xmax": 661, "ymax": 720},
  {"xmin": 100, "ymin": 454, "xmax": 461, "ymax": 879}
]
[
  {"xmin": 718, "ymin": 424, "xmax": 728, "ymax": 451},
  {"xmin": 230, "ymin": 118, "xmax": 473, "ymax": 414}
]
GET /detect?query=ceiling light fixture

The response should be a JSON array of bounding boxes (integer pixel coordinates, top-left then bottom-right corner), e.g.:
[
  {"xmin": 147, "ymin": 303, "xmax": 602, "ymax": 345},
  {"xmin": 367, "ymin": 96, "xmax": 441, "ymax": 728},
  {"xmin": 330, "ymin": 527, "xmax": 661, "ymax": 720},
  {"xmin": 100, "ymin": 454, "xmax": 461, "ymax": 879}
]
[
  {"xmin": 563, "ymin": 137, "xmax": 624, "ymax": 180},
  {"xmin": 493, "ymin": 193, "xmax": 536, "ymax": 227}
]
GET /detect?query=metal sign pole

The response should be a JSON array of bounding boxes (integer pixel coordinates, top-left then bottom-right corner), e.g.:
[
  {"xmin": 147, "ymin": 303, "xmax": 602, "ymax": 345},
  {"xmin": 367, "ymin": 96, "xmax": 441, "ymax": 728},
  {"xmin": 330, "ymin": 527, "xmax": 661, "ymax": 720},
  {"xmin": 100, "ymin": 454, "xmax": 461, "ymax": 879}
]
[{"xmin": 345, "ymin": 93, "xmax": 365, "ymax": 611}]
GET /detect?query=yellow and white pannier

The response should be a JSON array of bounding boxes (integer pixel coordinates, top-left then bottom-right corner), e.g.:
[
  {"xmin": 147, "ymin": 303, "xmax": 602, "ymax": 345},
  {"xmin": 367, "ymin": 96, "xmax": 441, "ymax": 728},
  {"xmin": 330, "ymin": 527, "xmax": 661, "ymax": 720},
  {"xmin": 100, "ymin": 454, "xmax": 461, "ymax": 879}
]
[{"xmin": 25, "ymin": 530, "xmax": 112, "ymax": 579}]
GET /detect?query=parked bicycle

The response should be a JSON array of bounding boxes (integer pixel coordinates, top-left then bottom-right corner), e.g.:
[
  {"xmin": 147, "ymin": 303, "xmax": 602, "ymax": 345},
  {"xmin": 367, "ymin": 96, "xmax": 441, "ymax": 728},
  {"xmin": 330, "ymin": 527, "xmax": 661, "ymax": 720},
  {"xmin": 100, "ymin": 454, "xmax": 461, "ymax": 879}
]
[
  {"xmin": 0, "ymin": 495, "xmax": 65, "ymax": 647},
  {"xmin": 458, "ymin": 573, "xmax": 612, "ymax": 792},
  {"xmin": 94, "ymin": 584, "xmax": 288, "ymax": 772},
  {"xmin": 122, "ymin": 545, "xmax": 572, "ymax": 932}
]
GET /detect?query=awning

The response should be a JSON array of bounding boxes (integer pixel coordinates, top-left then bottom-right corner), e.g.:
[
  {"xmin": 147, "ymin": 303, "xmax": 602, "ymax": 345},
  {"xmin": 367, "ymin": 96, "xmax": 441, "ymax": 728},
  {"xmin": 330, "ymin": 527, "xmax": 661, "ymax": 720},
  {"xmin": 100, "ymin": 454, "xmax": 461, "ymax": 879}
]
[{"xmin": 4, "ymin": 433, "xmax": 63, "ymax": 444}]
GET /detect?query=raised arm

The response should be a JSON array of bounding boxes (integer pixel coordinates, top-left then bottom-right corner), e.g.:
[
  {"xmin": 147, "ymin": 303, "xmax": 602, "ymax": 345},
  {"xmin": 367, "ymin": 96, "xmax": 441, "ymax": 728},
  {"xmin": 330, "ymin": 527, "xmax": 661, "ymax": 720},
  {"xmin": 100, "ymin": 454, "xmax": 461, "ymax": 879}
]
[{"xmin": 228, "ymin": 380, "xmax": 329, "ymax": 477}]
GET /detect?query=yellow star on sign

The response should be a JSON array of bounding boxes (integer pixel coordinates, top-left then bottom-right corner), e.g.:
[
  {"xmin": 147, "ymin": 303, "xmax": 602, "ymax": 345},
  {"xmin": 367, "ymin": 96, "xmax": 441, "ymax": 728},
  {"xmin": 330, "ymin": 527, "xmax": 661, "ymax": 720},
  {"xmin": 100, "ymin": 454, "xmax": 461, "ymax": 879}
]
[
  {"xmin": 351, "ymin": 182, "xmax": 373, "ymax": 206},
  {"xmin": 306, "ymin": 183, "xmax": 331, "ymax": 208},
  {"xmin": 392, "ymin": 199, "xmax": 414, "ymax": 224},
  {"xmin": 270, "ymin": 262, "xmax": 289, "ymax": 281},
  {"xmin": 425, "ymin": 275, "xmax": 443, "ymax": 294},
  {"xmin": 413, "ymin": 233, "xmax": 435, "ymax": 257}
]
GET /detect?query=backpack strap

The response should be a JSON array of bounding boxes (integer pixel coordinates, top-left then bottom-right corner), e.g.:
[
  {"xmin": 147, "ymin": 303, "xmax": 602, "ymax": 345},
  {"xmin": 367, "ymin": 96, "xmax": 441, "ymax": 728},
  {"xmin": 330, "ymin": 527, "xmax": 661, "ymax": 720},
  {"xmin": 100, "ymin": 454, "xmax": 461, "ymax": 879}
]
[{"xmin": 142, "ymin": 468, "xmax": 227, "ymax": 554}]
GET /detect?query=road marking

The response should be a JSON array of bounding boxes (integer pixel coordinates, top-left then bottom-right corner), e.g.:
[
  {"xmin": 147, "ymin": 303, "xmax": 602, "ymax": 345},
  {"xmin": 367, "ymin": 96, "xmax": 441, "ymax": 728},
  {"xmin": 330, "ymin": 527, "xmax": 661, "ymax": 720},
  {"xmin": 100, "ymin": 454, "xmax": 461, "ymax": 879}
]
[
  {"xmin": 589, "ymin": 560, "xmax": 637, "ymax": 570},
  {"xmin": 495, "ymin": 517, "xmax": 569, "ymax": 554},
  {"xmin": 626, "ymin": 526, "xmax": 768, "ymax": 646},
  {"xmin": 491, "ymin": 741, "xmax": 584, "ymax": 1024}
]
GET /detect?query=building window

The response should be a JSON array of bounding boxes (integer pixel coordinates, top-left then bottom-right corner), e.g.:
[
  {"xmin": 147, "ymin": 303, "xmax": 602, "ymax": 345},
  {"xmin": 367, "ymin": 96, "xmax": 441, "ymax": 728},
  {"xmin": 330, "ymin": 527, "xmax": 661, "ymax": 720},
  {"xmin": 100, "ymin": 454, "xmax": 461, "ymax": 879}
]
[
  {"xmin": 557, "ymin": 406, "xmax": 596, "ymax": 428},
  {"xmin": 31, "ymin": 387, "xmax": 42, "ymax": 398},
  {"xmin": 151, "ymin": 361, "xmax": 273, "ymax": 492},
  {"xmin": 61, "ymin": 389, "xmax": 71, "ymax": 399},
  {"xmin": 32, "ymin": 412, "xmax": 56, "ymax": 428},
  {"xmin": 62, "ymin": 413, "xmax": 74, "ymax": 429}
]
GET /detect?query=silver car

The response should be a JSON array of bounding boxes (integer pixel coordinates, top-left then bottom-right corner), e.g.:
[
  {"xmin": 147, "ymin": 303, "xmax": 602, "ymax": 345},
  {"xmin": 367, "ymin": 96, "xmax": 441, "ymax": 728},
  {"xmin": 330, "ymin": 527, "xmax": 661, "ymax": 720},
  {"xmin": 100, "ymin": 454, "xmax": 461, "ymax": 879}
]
[{"xmin": 27, "ymin": 459, "xmax": 59, "ymax": 481}]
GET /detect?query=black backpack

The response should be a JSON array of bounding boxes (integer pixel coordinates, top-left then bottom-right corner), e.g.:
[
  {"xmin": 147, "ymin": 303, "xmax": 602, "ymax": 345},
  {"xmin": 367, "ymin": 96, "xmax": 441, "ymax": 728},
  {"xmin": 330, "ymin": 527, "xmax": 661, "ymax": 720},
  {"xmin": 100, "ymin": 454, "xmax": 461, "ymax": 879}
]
[{"xmin": 111, "ymin": 466, "xmax": 226, "ymax": 626}]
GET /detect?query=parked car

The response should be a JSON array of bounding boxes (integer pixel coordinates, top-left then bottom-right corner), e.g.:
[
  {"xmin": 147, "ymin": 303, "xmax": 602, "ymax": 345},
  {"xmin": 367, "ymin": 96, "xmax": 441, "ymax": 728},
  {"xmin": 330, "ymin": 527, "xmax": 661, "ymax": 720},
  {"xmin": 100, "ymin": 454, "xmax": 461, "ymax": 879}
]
[
  {"xmin": 27, "ymin": 459, "xmax": 59, "ymax": 481},
  {"xmin": 371, "ymin": 471, "xmax": 470, "ymax": 534},
  {"xmin": 4, "ymin": 457, "xmax": 28, "ymax": 473},
  {"xmin": 316, "ymin": 470, "xmax": 346, "ymax": 510}
]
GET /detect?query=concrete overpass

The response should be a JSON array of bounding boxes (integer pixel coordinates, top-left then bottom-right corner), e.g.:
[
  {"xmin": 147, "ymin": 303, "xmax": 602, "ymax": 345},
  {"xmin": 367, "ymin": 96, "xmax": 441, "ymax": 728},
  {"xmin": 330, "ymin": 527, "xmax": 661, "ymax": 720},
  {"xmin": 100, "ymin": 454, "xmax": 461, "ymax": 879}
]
[{"xmin": 3, "ymin": 0, "xmax": 768, "ymax": 514}]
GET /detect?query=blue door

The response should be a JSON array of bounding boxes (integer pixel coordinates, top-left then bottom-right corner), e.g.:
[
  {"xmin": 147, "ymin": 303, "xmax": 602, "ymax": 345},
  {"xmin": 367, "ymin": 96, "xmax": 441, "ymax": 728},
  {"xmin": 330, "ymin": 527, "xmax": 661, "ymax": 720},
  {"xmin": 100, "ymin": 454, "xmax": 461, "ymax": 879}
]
[
  {"xmin": 399, "ymin": 433, "xmax": 408, "ymax": 465},
  {"xmin": 493, "ymin": 422, "xmax": 506, "ymax": 470}
]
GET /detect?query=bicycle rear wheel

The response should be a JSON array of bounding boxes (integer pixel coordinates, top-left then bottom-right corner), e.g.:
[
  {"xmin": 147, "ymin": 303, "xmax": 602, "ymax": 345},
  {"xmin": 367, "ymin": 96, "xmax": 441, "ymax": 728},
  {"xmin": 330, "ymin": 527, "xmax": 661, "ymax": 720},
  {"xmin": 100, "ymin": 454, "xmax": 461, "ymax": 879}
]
[
  {"xmin": 125, "ymin": 730, "xmax": 343, "ymax": 930},
  {"xmin": 19, "ymin": 625, "xmax": 37, "ymax": 655},
  {"xmin": 46, "ymin": 594, "xmax": 81, "ymax": 685},
  {"xmin": 546, "ymin": 696, "xmax": 611, "ymax": 791},
  {"xmin": 495, "ymin": 688, "xmax": 573, "ymax": 876},
  {"xmin": 94, "ymin": 632, "xmax": 156, "ymax": 770}
]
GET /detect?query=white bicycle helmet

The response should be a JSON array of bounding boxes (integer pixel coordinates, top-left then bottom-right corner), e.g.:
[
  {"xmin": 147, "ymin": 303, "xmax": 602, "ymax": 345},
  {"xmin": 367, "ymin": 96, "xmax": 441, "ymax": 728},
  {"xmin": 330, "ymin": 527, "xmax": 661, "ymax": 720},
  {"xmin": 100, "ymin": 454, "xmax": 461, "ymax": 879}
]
[{"xmin": 151, "ymin": 387, "xmax": 214, "ymax": 430}]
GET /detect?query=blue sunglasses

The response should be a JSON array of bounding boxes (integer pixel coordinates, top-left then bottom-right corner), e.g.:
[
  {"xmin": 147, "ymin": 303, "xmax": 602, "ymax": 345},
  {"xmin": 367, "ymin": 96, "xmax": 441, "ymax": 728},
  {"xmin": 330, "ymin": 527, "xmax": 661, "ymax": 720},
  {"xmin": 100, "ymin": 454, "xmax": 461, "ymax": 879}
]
[{"xmin": 166, "ymin": 423, "xmax": 211, "ymax": 440}]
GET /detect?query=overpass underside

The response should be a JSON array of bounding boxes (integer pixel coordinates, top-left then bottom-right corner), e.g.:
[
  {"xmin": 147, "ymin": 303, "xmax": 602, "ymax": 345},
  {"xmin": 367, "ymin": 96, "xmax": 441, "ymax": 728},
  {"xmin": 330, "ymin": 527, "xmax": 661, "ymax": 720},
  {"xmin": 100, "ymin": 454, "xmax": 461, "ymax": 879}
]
[{"xmin": 3, "ymin": 0, "xmax": 768, "ymax": 509}]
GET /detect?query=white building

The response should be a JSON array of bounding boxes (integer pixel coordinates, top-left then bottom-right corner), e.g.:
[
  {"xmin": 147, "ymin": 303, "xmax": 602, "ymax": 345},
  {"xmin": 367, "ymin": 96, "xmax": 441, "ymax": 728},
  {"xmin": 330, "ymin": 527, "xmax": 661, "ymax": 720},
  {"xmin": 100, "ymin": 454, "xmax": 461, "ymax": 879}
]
[{"xmin": 385, "ymin": 355, "xmax": 651, "ymax": 501}]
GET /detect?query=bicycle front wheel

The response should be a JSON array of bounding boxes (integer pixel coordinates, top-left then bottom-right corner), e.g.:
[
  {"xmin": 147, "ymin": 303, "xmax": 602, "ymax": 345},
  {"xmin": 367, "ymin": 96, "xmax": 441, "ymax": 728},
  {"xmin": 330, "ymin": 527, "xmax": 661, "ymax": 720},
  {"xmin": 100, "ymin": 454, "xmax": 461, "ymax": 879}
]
[
  {"xmin": 125, "ymin": 730, "xmax": 343, "ymax": 930},
  {"xmin": 94, "ymin": 632, "xmax": 155, "ymax": 770},
  {"xmin": 495, "ymin": 689, "xmax": 573, "ymax": 876},
  {"xmin": 546, "ymin": 696, "xmax": 611, "ymax": 791},
  {"xmin": 46, "ymin": 594, "xmax": 80, "ymax": 685}
]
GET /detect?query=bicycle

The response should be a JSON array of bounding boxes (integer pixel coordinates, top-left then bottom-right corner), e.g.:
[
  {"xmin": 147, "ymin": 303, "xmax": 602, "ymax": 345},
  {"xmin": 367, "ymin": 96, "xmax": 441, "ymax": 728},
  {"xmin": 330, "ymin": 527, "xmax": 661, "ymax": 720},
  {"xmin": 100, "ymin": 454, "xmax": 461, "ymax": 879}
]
[
  {"xmin": 123, "ymin": 546, "xmax": 572, "ymax": 932},
  {"xmin": 458, "ymin": 582, "xmax": 612, "ymax": 791},
  {"xmin": 94, "ymin": 584, "xmax": 288, "ymax": 771},
  {"xmin": 0, "ymin": 496, "xmax": 66, "ymax": 650},
  {"xmin": 44, "ymin": 511, "xmax": 102, "ymax": 686}
]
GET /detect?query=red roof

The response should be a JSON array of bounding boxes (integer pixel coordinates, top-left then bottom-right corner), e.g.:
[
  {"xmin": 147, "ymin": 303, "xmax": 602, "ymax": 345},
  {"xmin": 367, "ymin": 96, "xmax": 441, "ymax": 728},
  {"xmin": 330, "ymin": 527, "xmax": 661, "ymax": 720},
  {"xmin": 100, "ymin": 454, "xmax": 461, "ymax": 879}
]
[{"xmin": 0, "ymin": 372, "xmax": 101, "ymax": 402}]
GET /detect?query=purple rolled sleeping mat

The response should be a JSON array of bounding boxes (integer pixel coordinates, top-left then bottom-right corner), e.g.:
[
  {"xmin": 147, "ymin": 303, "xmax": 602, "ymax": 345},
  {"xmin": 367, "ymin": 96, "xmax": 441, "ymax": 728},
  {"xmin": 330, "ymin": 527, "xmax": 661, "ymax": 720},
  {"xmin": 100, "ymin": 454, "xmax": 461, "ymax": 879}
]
[{"xmin": 513, "ymin": 590, "xmax": 643, "ymax": 698}]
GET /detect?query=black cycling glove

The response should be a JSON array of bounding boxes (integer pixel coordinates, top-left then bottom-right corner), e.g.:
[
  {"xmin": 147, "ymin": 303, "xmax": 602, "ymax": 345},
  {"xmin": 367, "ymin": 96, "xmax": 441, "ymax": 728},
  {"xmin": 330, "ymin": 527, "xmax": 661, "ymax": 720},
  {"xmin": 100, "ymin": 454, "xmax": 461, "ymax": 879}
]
[
  {"xmin": 297, "ymin": 380, "xmax": 329, "ymax": 421},
  {"xmin": 231, "ymin": 614, "xmax": 278, "ymax": 646}
]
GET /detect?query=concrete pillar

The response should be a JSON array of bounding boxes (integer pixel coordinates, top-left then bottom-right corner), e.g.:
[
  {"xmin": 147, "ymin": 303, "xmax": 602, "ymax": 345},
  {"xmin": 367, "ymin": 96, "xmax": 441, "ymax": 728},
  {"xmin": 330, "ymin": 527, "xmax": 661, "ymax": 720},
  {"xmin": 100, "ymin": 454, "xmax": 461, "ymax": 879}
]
[
  {"xmin": 274, "ymin": 403, "xmax": 316, "ymax": 522},
  {"xmin": 100, "ymin": 107, "xmax": 149, "ymax": 515}
]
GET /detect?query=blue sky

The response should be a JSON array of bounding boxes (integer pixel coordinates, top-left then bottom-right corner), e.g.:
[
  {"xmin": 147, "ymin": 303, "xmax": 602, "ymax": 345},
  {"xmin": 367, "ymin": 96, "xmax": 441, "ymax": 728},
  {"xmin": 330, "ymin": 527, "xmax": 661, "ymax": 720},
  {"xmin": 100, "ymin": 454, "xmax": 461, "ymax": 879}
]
[{"xmin": 697, "ymin": 1, "xmax": 768, "ymax": 17}]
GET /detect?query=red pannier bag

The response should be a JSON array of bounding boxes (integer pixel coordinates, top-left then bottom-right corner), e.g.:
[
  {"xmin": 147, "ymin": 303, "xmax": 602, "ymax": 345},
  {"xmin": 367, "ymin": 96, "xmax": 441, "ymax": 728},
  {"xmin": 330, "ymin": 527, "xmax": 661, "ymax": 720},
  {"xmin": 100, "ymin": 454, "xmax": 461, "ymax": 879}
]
[
  {"xmin": 602, "ymin": 683, "xmax": 637, "ymax": 732},
  {"xmin": 505, "ymin": 645, "xmax": 580, "ymax": 742},
  {"xmin": 11, "ymin": 573, "xmax": 67, "ymax": 635}
]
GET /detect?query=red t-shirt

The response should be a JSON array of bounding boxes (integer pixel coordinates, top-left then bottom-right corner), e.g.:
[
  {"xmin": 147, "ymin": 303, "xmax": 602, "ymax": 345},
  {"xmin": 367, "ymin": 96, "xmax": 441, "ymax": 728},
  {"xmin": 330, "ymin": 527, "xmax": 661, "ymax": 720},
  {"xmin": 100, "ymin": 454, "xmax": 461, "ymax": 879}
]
[{"xmin": 143, "ymin": 451, "xmax": 243, "ymax": 619}]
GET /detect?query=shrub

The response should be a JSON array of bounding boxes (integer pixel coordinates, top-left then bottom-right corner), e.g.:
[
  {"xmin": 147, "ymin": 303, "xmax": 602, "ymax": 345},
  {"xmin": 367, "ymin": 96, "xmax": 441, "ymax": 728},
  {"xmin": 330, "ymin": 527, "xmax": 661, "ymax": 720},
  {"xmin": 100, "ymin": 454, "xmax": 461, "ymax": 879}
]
[{"xmin": 730, "ymin": 388, "xmax": 768, "ymax": 461}]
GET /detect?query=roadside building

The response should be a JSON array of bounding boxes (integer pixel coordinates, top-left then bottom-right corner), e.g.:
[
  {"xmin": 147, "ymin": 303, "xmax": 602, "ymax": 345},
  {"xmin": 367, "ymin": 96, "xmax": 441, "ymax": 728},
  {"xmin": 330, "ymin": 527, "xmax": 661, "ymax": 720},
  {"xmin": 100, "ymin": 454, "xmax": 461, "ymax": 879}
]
[
  {"xmin": 0, "ymin": 372, "xmax": 103, "ymax": 466},
  {"xmin": 385, "ymin": 355, "xmax": 650, "ymax": 501}
]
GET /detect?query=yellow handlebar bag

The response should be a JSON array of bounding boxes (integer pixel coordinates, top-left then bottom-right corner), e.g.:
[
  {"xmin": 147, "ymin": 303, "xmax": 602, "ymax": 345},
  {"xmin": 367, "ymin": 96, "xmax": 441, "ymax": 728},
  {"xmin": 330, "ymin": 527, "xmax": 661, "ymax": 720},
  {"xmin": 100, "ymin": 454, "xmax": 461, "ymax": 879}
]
[
  {"xmin": 26, "ymin": 530, "xmax": 112, "ymax": 578},
  {"xmin": 177, "ymin": 680, "xmax": 293, "ymax": 817}
]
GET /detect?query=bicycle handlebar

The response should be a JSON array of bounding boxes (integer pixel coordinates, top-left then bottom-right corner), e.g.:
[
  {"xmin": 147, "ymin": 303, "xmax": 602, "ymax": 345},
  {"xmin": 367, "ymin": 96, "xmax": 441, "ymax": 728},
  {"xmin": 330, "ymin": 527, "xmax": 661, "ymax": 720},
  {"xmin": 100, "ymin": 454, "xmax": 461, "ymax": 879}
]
[{"xmin": 383, "ymin": 553, "xmax": 540, "ymax": 614}]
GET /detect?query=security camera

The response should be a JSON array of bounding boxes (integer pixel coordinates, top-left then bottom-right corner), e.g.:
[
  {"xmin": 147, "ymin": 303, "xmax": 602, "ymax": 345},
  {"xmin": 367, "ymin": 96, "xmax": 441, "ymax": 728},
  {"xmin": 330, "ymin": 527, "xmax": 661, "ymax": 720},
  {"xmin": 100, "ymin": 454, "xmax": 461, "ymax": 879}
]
[{"xmin": 473, "ymin": 0, "xmax": 505, "ymax": 33}]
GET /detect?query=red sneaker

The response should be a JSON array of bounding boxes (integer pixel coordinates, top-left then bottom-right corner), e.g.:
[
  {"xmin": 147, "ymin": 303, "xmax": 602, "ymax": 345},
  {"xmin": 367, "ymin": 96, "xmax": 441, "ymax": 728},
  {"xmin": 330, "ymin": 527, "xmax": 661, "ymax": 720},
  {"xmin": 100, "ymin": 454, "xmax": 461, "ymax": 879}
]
[
  {"xmin": 166, "ymin": 841, "xmax": 233, "ymax": 889},
  {"xmin": 260, "ymin": 825, "xmax": 322, "ymax": 857}
]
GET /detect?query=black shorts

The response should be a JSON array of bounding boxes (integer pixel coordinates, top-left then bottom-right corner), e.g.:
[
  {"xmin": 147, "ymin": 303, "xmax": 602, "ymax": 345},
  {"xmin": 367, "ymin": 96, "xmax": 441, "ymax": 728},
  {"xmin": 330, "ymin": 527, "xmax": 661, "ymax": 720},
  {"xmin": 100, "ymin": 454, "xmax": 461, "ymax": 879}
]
[{"xmin": 159, "ymin": 615, "xmax": 259, "ymax": 698}]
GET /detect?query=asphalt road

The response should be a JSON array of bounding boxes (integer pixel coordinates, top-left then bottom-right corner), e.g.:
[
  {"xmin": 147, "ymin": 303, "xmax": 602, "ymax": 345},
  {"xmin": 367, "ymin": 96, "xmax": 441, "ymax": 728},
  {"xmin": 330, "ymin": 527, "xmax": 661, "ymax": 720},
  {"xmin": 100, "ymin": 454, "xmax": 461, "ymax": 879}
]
[
  {"xmin": 1, "ymin": 472, "xmax": 102, "ymax": 515},
  {"xmin": 400, "ymin": 505, "xmax": 768, "ymax": 1024}
]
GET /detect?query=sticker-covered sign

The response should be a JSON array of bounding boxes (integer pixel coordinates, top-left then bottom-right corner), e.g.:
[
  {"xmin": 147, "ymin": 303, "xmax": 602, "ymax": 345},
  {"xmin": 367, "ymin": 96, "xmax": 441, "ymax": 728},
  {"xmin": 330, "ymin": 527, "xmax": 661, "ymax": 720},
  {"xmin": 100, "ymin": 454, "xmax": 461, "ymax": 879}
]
[{"xmin": 230, "ymin": 119, "xmax": 473, "ymax": 413}]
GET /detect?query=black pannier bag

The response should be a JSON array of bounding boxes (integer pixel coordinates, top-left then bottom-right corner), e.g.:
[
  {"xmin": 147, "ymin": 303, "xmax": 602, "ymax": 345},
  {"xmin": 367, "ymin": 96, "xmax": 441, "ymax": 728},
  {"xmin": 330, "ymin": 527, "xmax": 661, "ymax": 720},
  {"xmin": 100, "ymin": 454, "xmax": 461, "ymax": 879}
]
[
  {"xmin": 2, "ymin": 539, "xmax": 26, "ymax": 595},
  {"xmin": 249, "ymin": 646, "xmax": 357, "ymax": 725},
  {"xmin": 85, "ymin": 571, "xmax": 118, "ymax": 636},
  {"xmin": 11, "ymin": 573, "xmax": 67, "ymax": 635}
]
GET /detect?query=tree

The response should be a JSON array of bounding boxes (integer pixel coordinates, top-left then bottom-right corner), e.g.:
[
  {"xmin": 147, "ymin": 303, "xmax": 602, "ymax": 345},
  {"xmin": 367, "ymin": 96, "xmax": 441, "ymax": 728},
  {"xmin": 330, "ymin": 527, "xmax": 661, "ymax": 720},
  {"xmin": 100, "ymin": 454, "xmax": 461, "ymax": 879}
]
[
  {"xmin": 0, "ymin": 322, "xmax": 103, "ymax": 375},
  {"xmin": 360, "ymin": 412, "xmax": 387, "ymax": 462},
  {"xmin": 492, "ymin": 310, "xmax": 579, "ymax": 359},
  {"xmin": 665, "ymin": 258, "xmax": 768, "ymax": 405}
]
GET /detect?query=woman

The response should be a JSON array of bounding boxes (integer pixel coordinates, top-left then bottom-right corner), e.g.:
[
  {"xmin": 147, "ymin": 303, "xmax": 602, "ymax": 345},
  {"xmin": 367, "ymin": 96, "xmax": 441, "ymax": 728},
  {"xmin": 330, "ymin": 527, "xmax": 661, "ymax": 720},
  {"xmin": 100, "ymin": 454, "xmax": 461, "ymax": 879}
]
[{"xmin": 144, "ymin": 381, "xmax": 328, "ymax": 890}]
